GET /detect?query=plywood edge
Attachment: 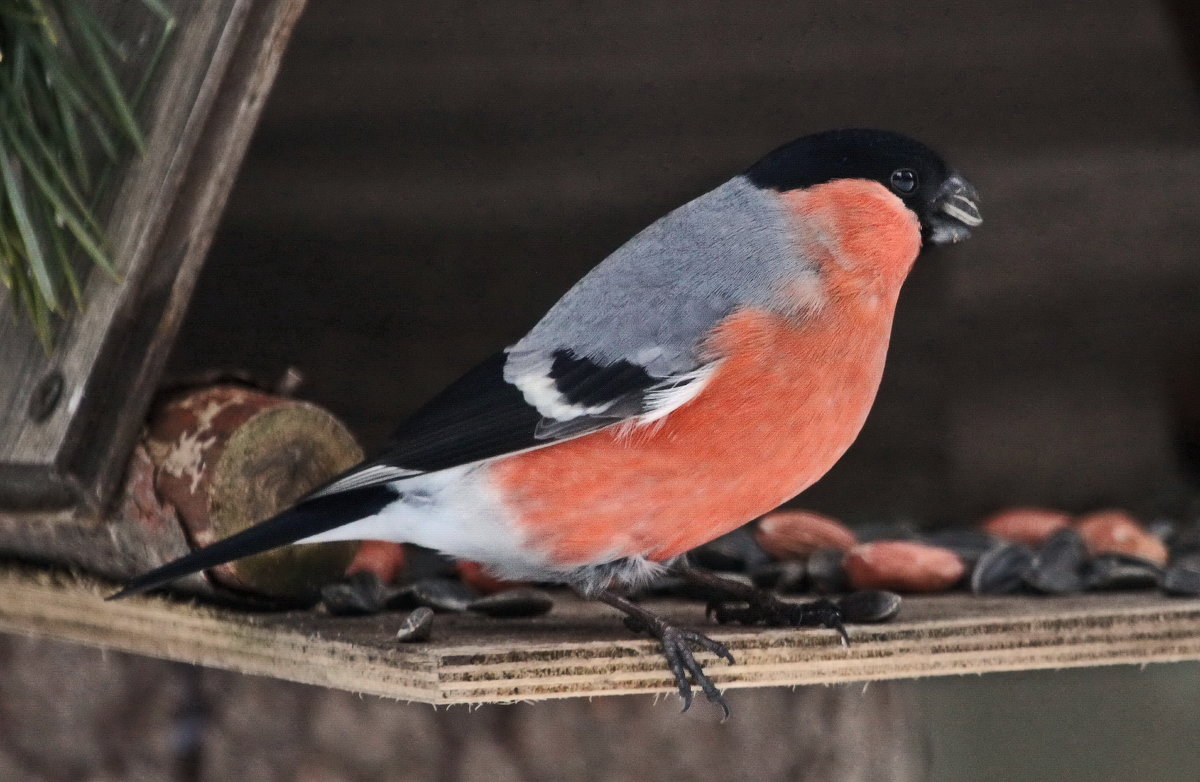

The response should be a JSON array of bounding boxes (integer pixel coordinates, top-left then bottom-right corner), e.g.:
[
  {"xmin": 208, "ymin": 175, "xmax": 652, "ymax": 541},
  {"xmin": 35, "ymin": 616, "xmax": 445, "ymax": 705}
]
[
  {"xmin": 2, "ymin": 563, "xmax": 1199, "ymax": 705},
  {"xmin": 0, "ymin": 565, "xmax": 438, "ymax": 702},
  {"xmin": 427, "ymin": 598, "xmax": 1200, "ymax": 702}
]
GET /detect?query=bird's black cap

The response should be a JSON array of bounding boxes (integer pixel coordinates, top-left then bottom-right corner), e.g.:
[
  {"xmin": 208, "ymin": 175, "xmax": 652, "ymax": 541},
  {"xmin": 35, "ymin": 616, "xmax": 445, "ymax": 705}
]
[
  {"xmin": 746, "ymin": 129, "xmax": 949, "ymax": 192},
  {"xmin": 746, "ymin": 128, "xmax": 981, "ymax": 244}
]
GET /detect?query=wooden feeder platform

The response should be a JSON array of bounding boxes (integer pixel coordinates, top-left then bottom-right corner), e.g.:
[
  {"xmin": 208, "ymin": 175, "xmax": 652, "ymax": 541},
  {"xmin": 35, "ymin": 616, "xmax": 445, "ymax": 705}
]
[{"xmin": 3, "ymin": 562, "xmax": 1199, "ymax": 704}]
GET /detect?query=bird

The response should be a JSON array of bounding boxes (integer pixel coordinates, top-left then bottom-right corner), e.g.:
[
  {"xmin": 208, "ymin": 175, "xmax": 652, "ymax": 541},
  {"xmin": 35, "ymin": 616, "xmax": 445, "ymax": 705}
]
[{"xmin": 111, "ymin": 128, "xmax": 981, "ymax": 716}]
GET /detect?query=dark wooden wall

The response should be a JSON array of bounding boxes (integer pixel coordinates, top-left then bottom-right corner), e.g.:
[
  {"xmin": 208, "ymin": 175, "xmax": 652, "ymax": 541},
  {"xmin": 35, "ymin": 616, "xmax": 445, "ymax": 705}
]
[{"xmin": 169, "ymin": 0, "xmax": 1200, "ymax": 523}]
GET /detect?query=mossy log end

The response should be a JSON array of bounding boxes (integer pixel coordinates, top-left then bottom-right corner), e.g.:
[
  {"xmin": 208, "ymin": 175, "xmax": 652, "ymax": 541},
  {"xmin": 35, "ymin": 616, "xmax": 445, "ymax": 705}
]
[{"xmin": 145, "ymin": 385, "xmax": 362, "ymax": 601}]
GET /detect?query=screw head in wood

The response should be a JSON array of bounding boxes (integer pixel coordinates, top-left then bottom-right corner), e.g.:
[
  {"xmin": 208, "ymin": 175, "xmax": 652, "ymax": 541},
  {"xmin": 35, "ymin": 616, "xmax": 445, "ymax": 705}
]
[{"xmin": 28, "ymin": 370, "xmax": 64, "ymax": 422}]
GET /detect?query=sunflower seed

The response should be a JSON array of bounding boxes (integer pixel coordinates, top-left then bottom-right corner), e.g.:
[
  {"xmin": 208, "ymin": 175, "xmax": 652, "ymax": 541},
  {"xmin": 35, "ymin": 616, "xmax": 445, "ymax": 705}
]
[
  {"xmin": 388, "ymin": 578, "xmax": 478, "ymax": 612},
  {"xmin": 1161, "ymin": 554, "xmax": 1200, "ymax": 597},
  {"xmin": 920, "ymin": 529, "xmax": 1002, "ymax": 567},
  {"xmin": 395, "ymin": 607, "xmax": 435, "ymax": 642},
  {"xmin": 807, "ymin": 548, "xmax": 849, "ymax": 594},
  {"xmin": 1084, "ymin": 554, "xmax": 1162, "ymax": 591},
  {"xmin": 837, "ymin": 590, "xmax": 902, "ymax": 623},
  {"xmin": 750, "ymin": 560, "xmax": 808, "ymax": 593},
  {"xmin": 320, "ymin": 571, "xmax": 387, "ymax": 616},
  {"xmin": 1024, "ymin": 528, "xmax": 1088, "ymax": 594},
  {"xmin": 971, "ymin": 543, "xmax": 1034, "ymax": 595},
  {"xmin": 468, "ymin": 588, "xmax": 555, "ymax": 618},
  {"xmin": 1145, "ymin": 518, "xmax": 1177, "ymax": 544}
]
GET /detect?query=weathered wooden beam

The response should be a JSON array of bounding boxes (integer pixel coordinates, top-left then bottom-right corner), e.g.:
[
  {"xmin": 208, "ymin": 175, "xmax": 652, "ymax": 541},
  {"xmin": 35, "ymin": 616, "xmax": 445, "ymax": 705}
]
[
  {"xmin": 2, "ymin": 563, "xmax": 1199, "ymax": 705},
  {"xmin": 0, "ymin": 0, "xmax": 307, "ymax": 512}
]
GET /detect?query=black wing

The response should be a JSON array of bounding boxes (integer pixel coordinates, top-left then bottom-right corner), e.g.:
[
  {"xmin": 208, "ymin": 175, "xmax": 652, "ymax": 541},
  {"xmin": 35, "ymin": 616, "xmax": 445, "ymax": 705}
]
[
  {"xmin": 302, "ymin": 350, "xmax": 708, "ymax": 499},
  {"xmin": 385, "ymin": 350, "xmax": 652, "ymax": 470}
]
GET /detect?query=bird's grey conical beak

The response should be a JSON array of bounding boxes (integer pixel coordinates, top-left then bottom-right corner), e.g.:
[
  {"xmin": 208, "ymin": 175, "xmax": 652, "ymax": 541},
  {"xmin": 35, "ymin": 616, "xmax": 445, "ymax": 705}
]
[{"xmin": 928, "ymin": 173, "xmax": 982, "ymax": 245}]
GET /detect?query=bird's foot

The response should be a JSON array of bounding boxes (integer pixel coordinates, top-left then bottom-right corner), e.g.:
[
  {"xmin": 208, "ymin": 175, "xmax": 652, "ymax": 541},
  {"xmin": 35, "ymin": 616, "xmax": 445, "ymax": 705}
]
[
  {"xmin": 706, "ymin": 594, "xmax": 849, "ymax": 646},
  {"xmin": 623, "ymin": 614, "xmax": 736, "ymax": 718},
  {"xmin": 599, "ymin": 591, "xmax": 735, "ymax": 718},
  {"xmin": 670, "ymin": 560, "xmax": 851, "ymax": 645}
]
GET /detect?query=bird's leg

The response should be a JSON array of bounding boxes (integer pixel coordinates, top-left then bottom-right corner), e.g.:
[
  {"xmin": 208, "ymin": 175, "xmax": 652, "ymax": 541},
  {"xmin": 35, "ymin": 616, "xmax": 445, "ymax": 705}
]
[
  {"xmin": 596, "ymin": 590, "xmax": 735, "ymax": 718},
  {"xmin": 671, "ymin": 560, "xmax": 849, "ymax": 645}
]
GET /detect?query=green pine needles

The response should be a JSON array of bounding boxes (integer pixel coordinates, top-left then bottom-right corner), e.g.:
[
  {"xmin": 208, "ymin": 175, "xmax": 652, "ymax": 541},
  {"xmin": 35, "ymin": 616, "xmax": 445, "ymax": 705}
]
[{"xmin": 0, "ymin": 0, "xmax": 173, "ymax": 349}]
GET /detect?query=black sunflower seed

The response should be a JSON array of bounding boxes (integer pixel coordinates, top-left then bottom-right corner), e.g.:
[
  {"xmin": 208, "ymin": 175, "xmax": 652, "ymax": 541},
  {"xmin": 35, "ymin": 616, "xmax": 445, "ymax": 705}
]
[
  {"xmin": 395, "ymin": 607, "xmax": 435, "ymax": 642},
  {"xmin": 468, "ymin": 588, "xmax": 555, "ymax": 618}
]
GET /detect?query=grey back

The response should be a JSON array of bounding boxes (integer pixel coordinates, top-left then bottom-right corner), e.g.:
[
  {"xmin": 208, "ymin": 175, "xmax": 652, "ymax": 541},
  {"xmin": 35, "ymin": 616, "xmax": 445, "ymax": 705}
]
[{"xmin": 505, "ymin": 175, "xmax": 815, "ymax": 379}]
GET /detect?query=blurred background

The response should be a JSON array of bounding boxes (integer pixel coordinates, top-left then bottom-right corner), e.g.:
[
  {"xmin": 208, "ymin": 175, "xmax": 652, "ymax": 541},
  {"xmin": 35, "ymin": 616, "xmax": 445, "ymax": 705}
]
[{"xmin": 4, "ymin": 0, "xmax": 1200, "ymax": 779}]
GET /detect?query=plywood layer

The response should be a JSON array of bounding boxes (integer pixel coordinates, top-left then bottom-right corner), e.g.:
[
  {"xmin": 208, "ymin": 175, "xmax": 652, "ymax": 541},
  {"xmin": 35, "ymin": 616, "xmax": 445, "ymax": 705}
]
[{"xmin": 2, "ymin": 564, "xmax": 1199, "ymax": 704}]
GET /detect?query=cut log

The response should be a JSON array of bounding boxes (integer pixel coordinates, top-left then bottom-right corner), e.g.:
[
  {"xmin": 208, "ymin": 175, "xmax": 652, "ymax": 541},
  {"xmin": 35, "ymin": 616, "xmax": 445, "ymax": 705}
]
[{"xmin": 145, "ymin": 385, "xmax": 360, "ymax": 601}]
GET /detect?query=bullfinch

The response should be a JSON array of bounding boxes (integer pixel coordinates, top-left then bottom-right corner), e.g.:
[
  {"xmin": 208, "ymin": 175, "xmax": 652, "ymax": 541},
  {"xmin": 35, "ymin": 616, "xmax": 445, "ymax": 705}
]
[{"xmin": 113, "ymin": 129, "xmax": 981, "ymax": 716}]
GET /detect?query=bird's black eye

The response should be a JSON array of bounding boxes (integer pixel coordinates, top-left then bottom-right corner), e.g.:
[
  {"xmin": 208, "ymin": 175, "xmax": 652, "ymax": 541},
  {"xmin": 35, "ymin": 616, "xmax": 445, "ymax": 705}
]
[{"xmin": 889, "ymin": 168, "xmax": 918, "ymax": 195}]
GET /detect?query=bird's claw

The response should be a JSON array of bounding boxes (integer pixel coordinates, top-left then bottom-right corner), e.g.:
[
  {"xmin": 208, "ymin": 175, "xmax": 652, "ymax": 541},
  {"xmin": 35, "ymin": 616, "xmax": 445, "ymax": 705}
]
[
  {"xmin": 627, "ymin": 619, "xmax": 735, "ymax": 719},
  {"xmin": 708, "ymin": 596, "xmax": 850, "ymax": 646}
]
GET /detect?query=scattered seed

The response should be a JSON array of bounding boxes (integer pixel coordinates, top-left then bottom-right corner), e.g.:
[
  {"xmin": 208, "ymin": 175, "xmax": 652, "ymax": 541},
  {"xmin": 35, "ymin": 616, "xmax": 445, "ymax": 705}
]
[
  {"xmin": 754, "ymin": 510, "xmax": 857, "ymax": 560},
  {"xmin": 750, "ymin": 560, "xmax": 808, "ymax": 593},
  {"xmin": 1076, "ymin": 509, "xmax": 1168, "ymax": 566},
  {"xmin": 921, "ymin": 529, "xmax": 1002, "ymax": 567},
  {"xmin": 1084, "ymin": 554, "xmax": 1162, "ymax": 591},
  {"xmin": 1170, "ymin": 519, "xmax": 1200, "ymax": 558},
  {"xmin": 388, "ymin": 578, "xmax": 478, "ymax": 612},
  {"xmin": 971, "ymin": 543, "xmax": 1034, "ymax": 595},
  {"xmin": 395, "ymin": 607, "xmax": 435, "ymax": 642},
  {"xmin": 807, "ymin": 548, "xmax": 849, "ymax": 594},
  {"xmin": 1145, "ymin": 518, "xmax": 1177, "ymax": 545},
  {"xmin": 844, "ymin": 541, "xmax": 965, "ymax": 593},
  {"xmin": 981, "ymin": 507, "xmax": 1071, "ymax": 547},
  {"xmin": 837, "ymin": 590, "xmax": 902, "ymax": 623},
  {"xmin": 1024, "ymin": 528, "xmax": 1088, "ymax": 594},
  {"xmin": 320, "ymin": 571, "xmax": 387, "ymax": 616},
  {"xmin": 1161, "ymin": 553, "xmax": 1200, "ymax": 597},
  {"xmin": 468, "ymin": 588, "xmax": 555, "ymax": 618}
]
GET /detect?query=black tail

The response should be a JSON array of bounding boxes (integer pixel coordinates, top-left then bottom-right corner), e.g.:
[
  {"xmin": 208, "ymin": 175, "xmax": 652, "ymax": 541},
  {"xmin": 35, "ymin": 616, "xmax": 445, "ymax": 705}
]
[{"xmin": 107, "ymin": 485, "xmax": 399, "ymax": 600}]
